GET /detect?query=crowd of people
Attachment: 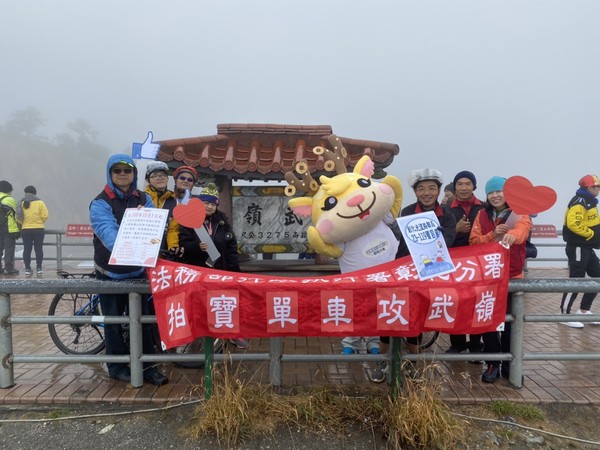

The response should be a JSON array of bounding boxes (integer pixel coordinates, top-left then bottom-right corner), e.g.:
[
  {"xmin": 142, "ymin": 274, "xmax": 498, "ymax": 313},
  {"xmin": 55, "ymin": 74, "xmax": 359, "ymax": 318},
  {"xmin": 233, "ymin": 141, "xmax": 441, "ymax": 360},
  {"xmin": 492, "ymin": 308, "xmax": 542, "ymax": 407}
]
[{"xmin": 2, "ymin": 155, "xmax": 599, "ymax": 388}]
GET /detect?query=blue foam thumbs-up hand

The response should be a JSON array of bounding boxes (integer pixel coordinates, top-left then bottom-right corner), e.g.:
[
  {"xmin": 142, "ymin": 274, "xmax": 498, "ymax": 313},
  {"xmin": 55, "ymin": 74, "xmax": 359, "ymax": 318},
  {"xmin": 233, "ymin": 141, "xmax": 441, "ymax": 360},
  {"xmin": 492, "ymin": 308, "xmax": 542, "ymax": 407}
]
[{"xmin": 132, "ymin": 131, "xmax": 160, "ymax": 159}]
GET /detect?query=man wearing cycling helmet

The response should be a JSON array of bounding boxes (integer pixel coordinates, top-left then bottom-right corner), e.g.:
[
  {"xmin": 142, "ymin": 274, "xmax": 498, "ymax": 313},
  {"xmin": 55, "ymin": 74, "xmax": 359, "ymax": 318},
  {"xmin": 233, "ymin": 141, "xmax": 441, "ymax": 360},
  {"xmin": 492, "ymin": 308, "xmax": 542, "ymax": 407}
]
[
  {"xmin": 173, "ymin": 165, "xmax": 199, "ymax": 202},
  {"xmin": 374, "ymin": 169, "xmax": 456, "ymax": 382},
  {"xmin": 145, "ymin": 161, "xmax": 180, "ymax": 255}
]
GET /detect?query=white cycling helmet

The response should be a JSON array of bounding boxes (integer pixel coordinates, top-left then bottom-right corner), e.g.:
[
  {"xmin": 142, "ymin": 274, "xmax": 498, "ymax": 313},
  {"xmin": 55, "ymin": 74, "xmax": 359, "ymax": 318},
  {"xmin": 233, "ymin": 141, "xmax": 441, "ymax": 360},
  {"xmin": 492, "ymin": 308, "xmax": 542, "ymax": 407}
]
[
  {"xmin": 408, "ymin": 169, "xmax": 443, "ymax": 189},
  {"xmin": 145, "ymin": 161, "xmax": 169, "ymax": 180}
]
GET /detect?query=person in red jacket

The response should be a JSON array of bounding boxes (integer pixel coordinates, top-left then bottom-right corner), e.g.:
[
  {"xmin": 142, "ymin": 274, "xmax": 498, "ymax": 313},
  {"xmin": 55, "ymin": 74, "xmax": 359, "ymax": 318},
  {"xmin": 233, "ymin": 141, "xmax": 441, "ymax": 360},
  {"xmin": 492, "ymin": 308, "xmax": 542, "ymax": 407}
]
[{"xmin": 470, "ymin": 176, "xmax": 531, "ymax": 383}]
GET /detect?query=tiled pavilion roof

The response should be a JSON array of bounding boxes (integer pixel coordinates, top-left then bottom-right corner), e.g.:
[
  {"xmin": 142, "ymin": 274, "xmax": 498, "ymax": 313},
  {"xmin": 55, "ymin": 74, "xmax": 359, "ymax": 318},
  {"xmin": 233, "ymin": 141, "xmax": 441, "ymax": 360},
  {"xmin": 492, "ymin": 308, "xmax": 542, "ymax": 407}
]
[{"xmin": 156, "ymin": 124, "xmax": 400, "ymax": 181}]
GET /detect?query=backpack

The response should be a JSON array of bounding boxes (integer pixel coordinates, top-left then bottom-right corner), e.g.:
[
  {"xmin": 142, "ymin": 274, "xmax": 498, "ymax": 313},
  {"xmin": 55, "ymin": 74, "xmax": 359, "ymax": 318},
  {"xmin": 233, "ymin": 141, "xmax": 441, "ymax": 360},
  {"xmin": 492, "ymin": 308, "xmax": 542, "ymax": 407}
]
[{"xmin": 0, "ymin": 195, "xmax": 15, "ymax": 233}]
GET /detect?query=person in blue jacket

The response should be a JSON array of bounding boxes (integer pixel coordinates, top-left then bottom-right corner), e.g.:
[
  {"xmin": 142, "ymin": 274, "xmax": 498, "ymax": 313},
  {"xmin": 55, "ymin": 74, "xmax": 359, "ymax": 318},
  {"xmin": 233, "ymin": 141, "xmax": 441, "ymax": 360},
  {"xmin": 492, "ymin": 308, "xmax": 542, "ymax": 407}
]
[{"xmin": 89, "ymin": 154, "xmax": 168, "ymax": 386}]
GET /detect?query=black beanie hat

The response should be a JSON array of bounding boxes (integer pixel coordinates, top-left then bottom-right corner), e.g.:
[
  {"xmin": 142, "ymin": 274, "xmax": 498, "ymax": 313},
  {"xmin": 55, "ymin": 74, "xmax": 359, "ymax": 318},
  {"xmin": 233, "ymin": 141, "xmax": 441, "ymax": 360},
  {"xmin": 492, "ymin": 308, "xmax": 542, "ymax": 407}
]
[
  {"xmin": 453, "ymin": 171, "xmax": 477, "ymax": 190},
  {"xmin": 0, "ymin": 180, "xmax": 13, "ymax": 193}
]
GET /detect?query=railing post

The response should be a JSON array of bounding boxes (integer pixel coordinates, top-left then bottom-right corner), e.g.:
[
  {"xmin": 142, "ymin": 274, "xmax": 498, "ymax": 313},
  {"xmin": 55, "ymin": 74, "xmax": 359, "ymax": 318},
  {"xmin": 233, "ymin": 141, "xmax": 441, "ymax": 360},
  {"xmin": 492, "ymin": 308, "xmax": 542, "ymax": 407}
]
[
  {"xmin": 269, "ymin": 337, "xmax": 283, "ymax": 387},
  {"xmin": 510, "ymin": 291, "xmax": 525, "ymax": 388},
  {"xmin": 55, "ymin": 232, "xmax": 63, "ymax": 271},
  {"xmin": 204, "ymin": 337, "xmax": 214, "ymax": 399},
  {"xmin": 0, "ymin": 293, "xmax": 15, "ymax": 389},
  {"xmin": 128, "ymin": 293, "xmax": 144, "ymax": 388},
  {"xmin": 390, "ymin": 337, "xmax": 402, "ymax": 397}
]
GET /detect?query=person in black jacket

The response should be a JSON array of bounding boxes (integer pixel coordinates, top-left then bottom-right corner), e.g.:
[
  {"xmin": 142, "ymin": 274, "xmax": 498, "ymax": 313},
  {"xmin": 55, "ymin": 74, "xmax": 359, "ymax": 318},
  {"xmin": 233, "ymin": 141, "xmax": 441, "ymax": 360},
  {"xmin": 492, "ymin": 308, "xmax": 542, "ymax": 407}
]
[
  {"xmin": 374, "ymin": 169, "xmax": 455, "ymax": 383},
  {"xmin": 445, "ymin": 170, "xmax": 485, "ymax": 357},
  {"xmin": 560, "ymin": 174, "xmax": 600, "ymax": 328},
  {"xmin": 89, "ymin": 154, "xmax": 168, "ymax": 386},
  {"xmin": 178, "ymin": 183, "xmax": 241, "ymax": 272},
  {"xmin": 178, "ymin": 183, "xmax": 247, "ymax": 349}
]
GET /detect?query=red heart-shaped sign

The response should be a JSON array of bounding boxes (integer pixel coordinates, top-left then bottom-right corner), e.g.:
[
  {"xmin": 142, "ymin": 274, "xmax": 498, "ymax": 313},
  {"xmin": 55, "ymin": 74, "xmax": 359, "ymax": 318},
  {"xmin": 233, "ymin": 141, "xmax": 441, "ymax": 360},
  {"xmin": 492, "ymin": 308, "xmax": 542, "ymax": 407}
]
[
  {"xmin": 503, "ymin": 176, "xmax": 557, "ymax": 216},
  {"xmin": 173, "ymin": 198, "xmax": 206, "ymax": 228}
]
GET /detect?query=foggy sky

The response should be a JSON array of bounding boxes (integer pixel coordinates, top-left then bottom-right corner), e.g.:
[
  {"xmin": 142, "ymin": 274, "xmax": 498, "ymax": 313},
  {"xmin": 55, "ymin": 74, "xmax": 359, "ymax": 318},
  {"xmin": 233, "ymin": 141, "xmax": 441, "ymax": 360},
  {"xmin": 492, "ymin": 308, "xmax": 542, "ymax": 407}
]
[{"xmin": 2, "ymin": 1, "xmax": 599, "ymax": 227}]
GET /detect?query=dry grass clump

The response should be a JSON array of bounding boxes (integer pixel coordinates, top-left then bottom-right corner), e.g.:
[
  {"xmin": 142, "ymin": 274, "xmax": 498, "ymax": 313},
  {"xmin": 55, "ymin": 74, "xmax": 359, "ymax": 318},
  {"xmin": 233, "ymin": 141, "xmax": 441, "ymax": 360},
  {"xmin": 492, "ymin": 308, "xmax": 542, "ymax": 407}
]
[
  {"xmin": 189, "ymin": 361, "xmax": 464, "ymax": 449},
  {"xmin": 384, "ymin": 363, "xmax": 465, "ymax": 449},
  {"xmin": 188, "ymin": 369, "xmax": 294, "ymax": 447}
]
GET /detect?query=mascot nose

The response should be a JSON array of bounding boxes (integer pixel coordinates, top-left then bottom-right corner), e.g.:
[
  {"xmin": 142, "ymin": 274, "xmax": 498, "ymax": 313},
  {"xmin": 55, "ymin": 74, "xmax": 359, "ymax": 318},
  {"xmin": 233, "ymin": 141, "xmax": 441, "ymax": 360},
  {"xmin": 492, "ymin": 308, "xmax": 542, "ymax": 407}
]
[{"xmin": 346, "ymin": 193, "xmax": 365, "ymax": 207}]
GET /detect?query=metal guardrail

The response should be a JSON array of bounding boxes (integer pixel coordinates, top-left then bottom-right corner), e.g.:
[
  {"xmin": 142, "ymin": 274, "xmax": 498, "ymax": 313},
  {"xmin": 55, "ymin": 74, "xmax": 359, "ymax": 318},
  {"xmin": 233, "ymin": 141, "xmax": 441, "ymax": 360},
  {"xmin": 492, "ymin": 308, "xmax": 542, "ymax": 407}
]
[
  {"xmin": 2, "ymin": 277, "xmax": 600, "ymax": 396},
  {"xmin": 14, "ymin": 229, "xmax": 92, "ymax": 271},
  {"xmin": 12, "ymin": 230, "xmax": 571, "ymax": 271}
]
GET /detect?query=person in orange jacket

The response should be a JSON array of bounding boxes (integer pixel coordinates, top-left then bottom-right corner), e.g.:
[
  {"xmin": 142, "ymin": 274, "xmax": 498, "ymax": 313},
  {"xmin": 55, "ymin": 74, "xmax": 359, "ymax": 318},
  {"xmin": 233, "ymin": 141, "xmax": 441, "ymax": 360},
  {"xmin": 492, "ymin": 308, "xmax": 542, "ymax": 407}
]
[{"xmin": 469, "ymin": 176, "xmax": 531, "ymax": 383}]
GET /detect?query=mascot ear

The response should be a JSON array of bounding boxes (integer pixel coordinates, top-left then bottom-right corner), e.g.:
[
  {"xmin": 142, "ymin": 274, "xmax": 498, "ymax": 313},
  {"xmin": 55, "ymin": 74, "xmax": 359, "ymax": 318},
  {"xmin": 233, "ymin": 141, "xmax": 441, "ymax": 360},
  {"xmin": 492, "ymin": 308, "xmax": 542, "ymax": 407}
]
[
  {"xmin": 308, "ymin": 226, "xmax": 343, "ymax": 258},
  {"xmin": 288, "ymin": 197, "xmax": 313, "ymax": 218},
  {"xmin": 354, "ymin": 155, "xmax": 375, "ymax": 177}
]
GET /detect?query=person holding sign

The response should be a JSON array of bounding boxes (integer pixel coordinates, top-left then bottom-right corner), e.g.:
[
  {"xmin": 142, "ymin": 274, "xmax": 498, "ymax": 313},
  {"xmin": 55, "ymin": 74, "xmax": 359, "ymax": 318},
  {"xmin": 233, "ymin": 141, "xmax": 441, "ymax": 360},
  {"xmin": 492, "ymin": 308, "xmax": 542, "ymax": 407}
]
[
  {"xmin": 178, "ymin": 183, "xmax": 247, "ymax": 349},
  {"xmin": 89, "ymin": 154, "xmax": 168, "ymax": 386},
  {"xmin": 470, "ymin": 176, "xmax": 531, "ymax": 383},
  {"xmin": 375, "ymin": 169, "xmax": 456, "ymax": 382}
]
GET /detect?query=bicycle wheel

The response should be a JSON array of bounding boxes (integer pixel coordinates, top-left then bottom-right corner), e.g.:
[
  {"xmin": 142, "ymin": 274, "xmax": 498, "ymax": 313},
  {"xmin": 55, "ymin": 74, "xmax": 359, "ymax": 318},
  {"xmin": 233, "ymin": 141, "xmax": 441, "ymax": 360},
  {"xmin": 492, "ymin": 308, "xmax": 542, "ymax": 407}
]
[
  {"xmin": 418, "ymin": 331, "xmax": 440, "ymax": 350},
  {"xmin": 48, "ymin": 293, "xmax": 106, "ymax": 355},
  {"xmin": 402, "ymin": 331, "xmax": 440, "ymax": 351},
  {"xmin": 167, "ymin": 338, "xmax": 224, "ymax": 368}
]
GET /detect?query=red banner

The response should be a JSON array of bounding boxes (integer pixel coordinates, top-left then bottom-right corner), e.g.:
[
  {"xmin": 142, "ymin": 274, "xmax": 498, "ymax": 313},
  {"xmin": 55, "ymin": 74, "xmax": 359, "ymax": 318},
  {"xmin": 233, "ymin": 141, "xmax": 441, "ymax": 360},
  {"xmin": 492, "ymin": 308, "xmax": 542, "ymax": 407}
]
[{"xmin": 148, "ymin": 242, "xmax": 509, "ymax": 349}]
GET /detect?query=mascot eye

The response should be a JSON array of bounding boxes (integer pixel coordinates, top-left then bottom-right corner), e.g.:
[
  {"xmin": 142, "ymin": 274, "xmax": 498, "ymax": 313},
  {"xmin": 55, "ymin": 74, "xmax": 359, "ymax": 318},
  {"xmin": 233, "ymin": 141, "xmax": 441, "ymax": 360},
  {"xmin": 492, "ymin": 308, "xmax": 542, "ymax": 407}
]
[
  {"xmin": 321, "ymin": 196, "xmax": 338, "ymax": 211},
  {"xmin": 357, "ymin": 179, "xmax": 371, "ymax": 188}
]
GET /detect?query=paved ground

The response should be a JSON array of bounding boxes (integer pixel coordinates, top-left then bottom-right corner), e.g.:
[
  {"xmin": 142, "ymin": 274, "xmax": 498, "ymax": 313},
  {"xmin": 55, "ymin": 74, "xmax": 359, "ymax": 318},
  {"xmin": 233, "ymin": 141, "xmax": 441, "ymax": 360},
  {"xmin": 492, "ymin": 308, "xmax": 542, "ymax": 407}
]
[{"xmin": 2, "ymin": 267, "xmax": 600, "ymax": 406}]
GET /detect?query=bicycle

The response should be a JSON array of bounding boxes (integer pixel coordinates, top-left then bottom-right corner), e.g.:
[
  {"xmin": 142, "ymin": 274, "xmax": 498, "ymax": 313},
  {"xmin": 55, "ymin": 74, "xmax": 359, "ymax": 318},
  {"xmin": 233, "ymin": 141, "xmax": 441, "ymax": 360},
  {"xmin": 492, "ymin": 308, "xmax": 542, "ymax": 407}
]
[
  {"xmin": 48, "ymin": 270, "xmax": 222, "ymax": 367},
  {"xmin": 48, "ymin": 270, "xmax": 105, "ymax": 355},
  {"xmin": 402, "ymin": 331, "xmax": 440, "ymax": 351}
]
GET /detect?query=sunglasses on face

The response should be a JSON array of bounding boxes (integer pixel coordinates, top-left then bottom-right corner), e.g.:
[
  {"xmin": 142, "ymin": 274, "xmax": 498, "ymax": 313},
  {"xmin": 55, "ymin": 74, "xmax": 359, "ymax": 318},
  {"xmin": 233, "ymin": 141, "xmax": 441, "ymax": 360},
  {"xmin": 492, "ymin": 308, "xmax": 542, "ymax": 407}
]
[
  {"xmin": 112, "ymin": 167, "xmax": 133, "ymax": 174},
  {"xmin": 178, "ymin": 176, "xmax": 195, "ymax": 182},
  {"xmin": 150, "ymin": 173, "xmax": 168, "ymax": 179}
]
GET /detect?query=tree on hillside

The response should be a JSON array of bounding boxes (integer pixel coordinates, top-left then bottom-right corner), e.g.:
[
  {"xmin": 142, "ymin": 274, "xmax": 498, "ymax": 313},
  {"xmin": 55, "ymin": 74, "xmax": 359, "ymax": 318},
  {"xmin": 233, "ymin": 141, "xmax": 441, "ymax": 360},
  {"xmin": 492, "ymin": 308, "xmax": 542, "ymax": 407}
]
[
  {"xmin": 4, "ymin": 107, "xmax": 46, "ymax": 139},
  {"xmin": 68, "ymin": 118, "xmax": 98, "ymax": 144}
]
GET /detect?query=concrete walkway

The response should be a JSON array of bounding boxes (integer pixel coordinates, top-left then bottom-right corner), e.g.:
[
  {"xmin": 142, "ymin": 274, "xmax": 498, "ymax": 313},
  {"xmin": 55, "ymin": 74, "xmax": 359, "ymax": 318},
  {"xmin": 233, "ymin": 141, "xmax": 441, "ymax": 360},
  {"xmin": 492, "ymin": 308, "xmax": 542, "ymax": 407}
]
[{"xmin": 2, "ymin": 267, "xmax": 599, "ymax": 406}]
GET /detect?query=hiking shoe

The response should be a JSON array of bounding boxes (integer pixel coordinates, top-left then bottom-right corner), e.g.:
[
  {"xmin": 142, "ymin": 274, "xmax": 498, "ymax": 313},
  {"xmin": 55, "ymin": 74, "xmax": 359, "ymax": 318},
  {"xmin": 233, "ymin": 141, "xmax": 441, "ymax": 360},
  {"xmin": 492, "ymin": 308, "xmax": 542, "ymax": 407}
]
[
  {"xmin": 230, "ymin": 338, "xmax": 249, "ymax": 349},
  {"xmin": 576, "ymin": 310, "xmax": 600, "ymax": 325},
  {"xmin": 482, "ymin": 364, "xmax": 500, "ymax": 383},
  {"xmin": 371, "ymin": 361, "xmax": 388, "ymax": 383},
  {"xmin": 144, "ymin": 368, "xmax": 169, "ymax": 386},
  {"xmin": 25, "ymin": 268, "xmax": 33, "ymax": 276},
  {"xmin": 108, "ymin": 366, "xmax": 131, "ymax": 383},
  {"xmin": 36, "ymin": 267, "xmax": 43, "ymax": 275},
  {"xmin": 341, "ymin": 347, "xmax": 355, "ymax": 355},
  {"xmin": 4, "ymin": 268, "xmax": 18, "ymax": 275},
  {"xmin": 559, "ymin": 318, "xmax": 584, "ymax": 328}
]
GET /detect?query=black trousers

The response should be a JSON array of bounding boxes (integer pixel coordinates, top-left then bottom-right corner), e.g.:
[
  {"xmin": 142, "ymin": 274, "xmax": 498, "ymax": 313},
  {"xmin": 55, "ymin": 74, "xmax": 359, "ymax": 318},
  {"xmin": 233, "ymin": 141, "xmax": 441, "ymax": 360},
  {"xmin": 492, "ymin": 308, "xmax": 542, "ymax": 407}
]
[
  {"xmin": 96, "ymin": 272, "xmax": 158, "ymax": 374},
  {"xmin": 449, "ymin": 333, "xmax": 483, "ymax": 352},
  {"xmin": 560, "ymin": 245, "xmax": 600, "ymax": 313},
  {"xmin": 0, "ymin": 231, "xmax": 17, "ymax": 270},
  {"xmin": 482, "ymin": 293, "xmax": 513, "ymax": 365},
  {"xmin": 21, "ymin": 228, "xmax": 45, "ymax": 269}
]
